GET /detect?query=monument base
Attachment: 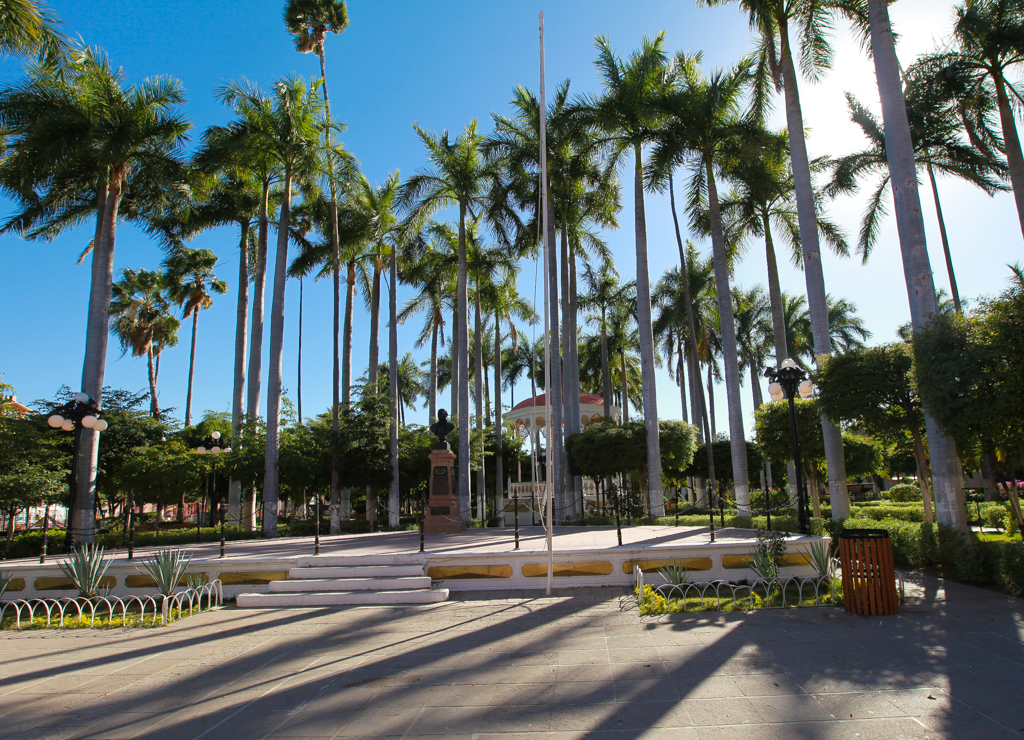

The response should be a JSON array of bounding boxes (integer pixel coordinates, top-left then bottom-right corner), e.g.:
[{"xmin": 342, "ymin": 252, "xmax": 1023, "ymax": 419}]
[{"xmin": 424, "ymin": 448, "xmax": 467, "ymax": 535}]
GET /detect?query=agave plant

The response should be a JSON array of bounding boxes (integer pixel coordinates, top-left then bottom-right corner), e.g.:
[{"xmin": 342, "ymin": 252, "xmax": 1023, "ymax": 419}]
[
  {"xmin": 58, "ymin": 544, "xmax": 113, "ymax": 599},
  {"xmin": 0, "ymin": 571, "xmax": 13, "ymax": 600},
  {"xmin": 138, "ymin": 549, "xmax": 192, "ymax": 597},
  {"xmin": 658, "ymin": 560, "xmax": 692, "ymax": 586},
  {"xmin": 807, "ymin": 540, "xmax": 833, "ymax": 579},
  {"xmin": 746, "ymin": 548, "xmax": 780, "ymax": 581},
  {"xmin": 184, "ymin": 574, "xmax": 206, "ymax": 592}
]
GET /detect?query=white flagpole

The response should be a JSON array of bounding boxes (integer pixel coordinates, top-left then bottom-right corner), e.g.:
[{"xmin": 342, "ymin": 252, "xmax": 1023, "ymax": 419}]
[{"xmin": 539, "ymin": 9, "xmax": 554, "ymax": 597}]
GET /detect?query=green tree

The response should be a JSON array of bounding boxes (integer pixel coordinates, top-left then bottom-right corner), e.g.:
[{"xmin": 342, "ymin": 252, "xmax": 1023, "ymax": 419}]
[
  {"xmin": 163, "ymin": 247, "xmax": 228, "ymax": 427},
  {"xmin": 917, "ymin": 0, "xmax": 1024, "ymax": 242},
  {"xmin": 0, "ymin": 48, "xmax": 190, "ymax": 541},
  {"xmin": 648, "ymin": 51, "xmax": 755, "ymax": 515},
  {"xmin": 828, "ymin": 88, "xmax": 1006, "ymax": 312},
  {"xmin": 398, "ymin": 121, "xmax": 492, "ymax": 520},
  {"xmin": 109, "ymin": 268, "xmax": 180, "ymax": 419},
  {"xmin": 815, "ymin": 343, "xmax": 936, "ymax": 523},
  {"xmin": 0, "ymin": 414, "xmax": 64, "ymax": 550},
  {"xmin": 755, "ymin": 398, "xmax": 828, "ymax": 516},
  {"xmin": 0, "ymin": 0, "xmax": 68, "ymax": 61},
  {"xmin": 866, "ymin": 0, "xmax": 968, "ymax": 532},
  {"xmin": 587, "ymin": 34, "xmax": 679, "ymax": 517}
]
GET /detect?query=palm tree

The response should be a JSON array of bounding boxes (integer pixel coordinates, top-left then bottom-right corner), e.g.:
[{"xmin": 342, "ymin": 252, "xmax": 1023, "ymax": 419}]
[
  {"xmin": 0, "ymin": 0, "xmax": 68, "ymax": 61},
  {"xmin": 238, "ymin": 75, "xmax": 346, "ymax": 535},
  {"xmin": 917, "ymin": 0, "xmax": 1024, "ymax": 242},
  {"xmin": 0, "ymin": 48, "xmax": 190, "ymax": 541},
  {"xmin": 648, "ymin": 52, "xmax": 754, "ymax": 514},
  {"xmin": 866, "ymin": 0, "xmax": 968, "ymax": 532},
  {"xmin": 579, "ymin": 259, "xmax": 622, "ymax": 420},
  {"xmin": 587, "ymin": 34, "xmax": 677, "ymax": 517},
  {"xmin": 109, "ymin": 269, "xmax": 180, "ymax": 419},
  {"xmin": 605, "ymin": 283, "xmax": 641, "ymax": 422},
  {"xmin": 285, "ymin": 1, "xmax": 349, "ymax": 513},
  {"xmin": 398, "ymin": 122, "xmax": 491, "ymax": 521},
  {"xmin": 828, "ymin": 89, "xmax": 1006, "ymax": 313},
  {"xmin": 698, "ymin": 0, "xmax": 864, "ymax": 517},
  {"xmin": 177, "ymin": 168, "xmax": 260, "ymax": 525},
  {"xmin": 779, "ymin": 293, "xmax": 815, "ymax": 366},
  {"xmin": 163, "ymin": 247, "xmax": 227, "ymax": 427},
  {"xmin": 198, "ymin": 82, "xmax": 280, "ymax": 428},
  {"xmin": 732, "ymin": 286, "xmax": 773, "ymax": 413},
  {"xmin": 399, "ymin": 222, "xmax": 457, "ymax": 421}
]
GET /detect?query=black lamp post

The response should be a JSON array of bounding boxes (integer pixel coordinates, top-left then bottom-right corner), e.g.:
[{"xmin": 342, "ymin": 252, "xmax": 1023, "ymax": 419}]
[
  {"xmin": 764, "ymin": 359, "xmax": 814, "ymax": 535},
  {"xmin": 195, "ymin": 431, "xmax": 231, "ymax": 541},
  {"xmin": 47, "ymin": 393, "xmax": 107, "ymax": 551}
]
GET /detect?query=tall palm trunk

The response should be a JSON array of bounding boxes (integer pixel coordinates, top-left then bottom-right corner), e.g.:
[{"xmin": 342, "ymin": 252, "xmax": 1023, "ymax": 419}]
[
  {"xmin": 620, "ymin": 349, "xmax": 629, "ymax": 423},
  {"xmin": 600, "ymin": 309, "xmax": 612, "ymax": 419},
  {"xmin": 778, "ymin": 18, "xmax": 850, "ymax": 518},
  {"xmin": 545, "ymin": 199, "xmax": 564, "ymax": 519},
  {"xmin": 388, "ymin": 238, "xmax": 400, "ymax": 528},
  {"xmin": 677, "ymin": 343, "xmax": 688, "ymax": 423},
  {"xmin": 632, "ymin": 146, "xmax": 664, "ymax": 517},
  {"xmin": 926, "ymin": 162, "xmax": 961, "ymax": 312},
  {"xmin": 146, "ymin": 347, "xmax": 160, "ymax": 418},
  {"xmin": 262, "ymin": 172, "xmax": 292, "ymax": 536},
  {"xmin": 368, "ymin": 259, "xmax": 382, "ymax": 384},
  {"xmin": 562, "ymin": 227, "xmax": 583, "ymax": 518},
  {"xmin": 451, "ymin": 306, "xmax": 460, "ymax": 420},
  {"xmin": 457, "ymin": 204, "xmax": 471, "ymax": 520},
  {"xmin": 706, "ymin": 163, "xmax": 750, "ymax": 514},
  {"xmin": 707, "ymin": 365, "xmax": 717, "ymax": 438},
  {"xmin": 670, "ymin": 177, "xmax": 716, "ymax": 500},
  {"xmin": 992, "ymin": 74, "xmax": 1024, "ymax": 242},
  {"xmin": 763, "ymin": 214, "xmax": 799, "ymax": 498},
  {"xmin": 494, "ymin": 317, "xmax": 504, "ymax": 522},
  {"xmin": 333, "ymin": 259, "xmax": 356, "ymax": 530},
  {"xmin": 184, "ymin": 308, "xmax": 199, "ymax": 426},
  {"xmin": 868, "ymin": 0, "xmax": 967, "ymax": 532},
  {"xmin": 246, "ymin": 181, "xmax": 270, "ymax": 421},
  {"xmin": 318, "ymin": 42, "xmax": 345, "ymax": 545},
  {"xmin": 474, "ymin": 288, "xmax": 485, "ymax": 521},
  {"xmin": 75, "ymin": 179, "xmax": 121, "ymax": 544},
  {"xmin": 297, "ymin": 278, "xmax": 303, "ymax": 423},
  {"xmin": 229, "ymin": 223, "xmax": 250, "ymax": 526},
  {"xmin": 429, "ymin": 315, "xmax": 439, "ymax": 420}
]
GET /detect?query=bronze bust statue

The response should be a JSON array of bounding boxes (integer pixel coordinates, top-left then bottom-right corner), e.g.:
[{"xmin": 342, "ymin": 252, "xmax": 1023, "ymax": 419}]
[{"xmin": 430, "ymin": 409, "xmax": 455, "ymax": 449}]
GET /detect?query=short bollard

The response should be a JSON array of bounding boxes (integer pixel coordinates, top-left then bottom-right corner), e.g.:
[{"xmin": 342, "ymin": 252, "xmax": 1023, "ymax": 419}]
[
  {"xmin": 614, "ymin": 487, "xmax": 622, "ymax": 547},
  {"xmin": 40, "ymin": 505, "xmax": 50, "ymax": 564},
  {"xmin": 419, "ymin": 491, "xmax": 425, "ymax": 553},
  {"xmin": 314, "ymin": 495, "xmax": 321, "ymax": 556},
  {"xmin": 219, "ymin": 506, "xmax": 227, "ymax": 559},
  {"xmin": 514, "ymin": 488, "xmax": 520, "ymax": 550}
]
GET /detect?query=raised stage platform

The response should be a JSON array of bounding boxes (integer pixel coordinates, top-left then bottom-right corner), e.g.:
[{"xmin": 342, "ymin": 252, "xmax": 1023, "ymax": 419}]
[{"xmin": 0, "ymin": 526, "xmax": 827, "ymax": 601}]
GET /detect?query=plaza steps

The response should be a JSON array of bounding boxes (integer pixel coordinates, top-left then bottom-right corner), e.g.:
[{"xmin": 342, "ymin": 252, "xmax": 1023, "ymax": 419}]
[{"xmin": 235, "ymin": 554, "xmax": 448, "ymax": 607}]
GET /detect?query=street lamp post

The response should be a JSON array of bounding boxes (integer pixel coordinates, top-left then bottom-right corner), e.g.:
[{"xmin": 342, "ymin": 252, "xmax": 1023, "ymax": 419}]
[
  {"xmin": 47, "ymin": 392, "xmax": 108, "ymax": 551},
  {"xmin": 195, "ymin": 431, "xmax": 231, "ymax": 543},
  {"xmin": 765, "ymin": 359, "xmax": 815, "ymax": 535}
]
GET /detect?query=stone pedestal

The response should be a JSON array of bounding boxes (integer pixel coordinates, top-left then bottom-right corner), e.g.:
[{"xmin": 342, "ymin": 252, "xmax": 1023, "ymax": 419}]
[{"xmin": 424, "ymin": 447, "xmax": 467, "ymax": 534}]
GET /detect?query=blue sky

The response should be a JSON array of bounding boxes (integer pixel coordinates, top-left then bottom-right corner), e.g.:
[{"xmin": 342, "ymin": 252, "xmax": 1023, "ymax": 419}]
[{"xmin": 1, "ymin": 0, "xmax": 1020, "ymax": 439}]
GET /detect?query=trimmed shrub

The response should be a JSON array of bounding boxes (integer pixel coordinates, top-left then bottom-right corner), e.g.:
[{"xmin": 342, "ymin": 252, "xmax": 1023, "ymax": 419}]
[{"xmin": 887, "ymin": 483, "xmax": 922, "ymax": 502}]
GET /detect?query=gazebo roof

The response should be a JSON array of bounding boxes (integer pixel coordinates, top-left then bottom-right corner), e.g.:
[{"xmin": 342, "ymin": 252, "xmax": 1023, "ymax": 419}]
[{"xmin": 510, "ymin": 392, "xmax": 606, "ymax": 411}]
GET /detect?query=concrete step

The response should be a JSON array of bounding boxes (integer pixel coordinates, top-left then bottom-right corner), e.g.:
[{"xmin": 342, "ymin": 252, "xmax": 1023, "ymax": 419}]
[
  {"xmin": 295, "ymin": 554, "xmax": 426, "ymax": 568},
  {"xmin": 236, "ymin": 588, "xmax": 449, "ymax": 607},
  {"xmin": 291, "ymin": 565, "xmax": 424, "ymax": 579},
  {"xmin": 269, "ymin": 576, "xmax": 431, "ymax": 592}
]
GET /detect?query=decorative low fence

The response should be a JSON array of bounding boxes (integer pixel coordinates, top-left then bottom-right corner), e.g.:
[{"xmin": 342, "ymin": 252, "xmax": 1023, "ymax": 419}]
[
  {"xmin": 633, "ymin": 563, "xmax": 842, "ymax": 613},
  {"xmin": 0, "ymin": 579, "xmax": 222, "ymax": 629}
]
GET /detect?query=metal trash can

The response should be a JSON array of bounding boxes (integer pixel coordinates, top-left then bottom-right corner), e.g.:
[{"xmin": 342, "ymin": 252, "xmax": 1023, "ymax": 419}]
[{"xmin": 838, "ymin": 529, "xmax": 899, "ymax": 616}]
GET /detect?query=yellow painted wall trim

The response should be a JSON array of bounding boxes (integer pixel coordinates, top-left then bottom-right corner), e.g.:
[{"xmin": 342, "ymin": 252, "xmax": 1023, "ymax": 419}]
[
  {"xmin": 522, "ymin": 561, "xmax": 613, "ymax": 578},
  {"xmin": 217, "ymin": 571, "xmax": 288, "ymax": 585},
  {"xmin": 621, "ymin": 557, "xmax": 713, "ymax": 574},
  {"xmin": 34, "ymin": 576, "xmax": 116, "ymax": 591},
  {"xmin": 427, "ymin": 565, "xmax": 512, "ymax": 580}
]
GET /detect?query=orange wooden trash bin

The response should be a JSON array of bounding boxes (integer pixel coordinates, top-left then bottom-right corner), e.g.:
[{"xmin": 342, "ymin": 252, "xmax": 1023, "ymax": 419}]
[{"xmin": 838, "ymin": 529, "xmax": 899, "ymax": 616}]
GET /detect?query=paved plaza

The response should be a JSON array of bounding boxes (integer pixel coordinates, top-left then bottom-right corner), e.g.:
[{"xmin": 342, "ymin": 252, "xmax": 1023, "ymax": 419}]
[{"xmin": 1, "ymin": 576, "xmax": 1022, "ymax": 740}]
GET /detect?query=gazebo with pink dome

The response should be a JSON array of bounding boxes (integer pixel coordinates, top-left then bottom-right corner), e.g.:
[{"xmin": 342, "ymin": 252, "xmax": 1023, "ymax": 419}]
[{"xmin": 502, "ymin": 392, "xmax": 620, "ymax": 524}]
